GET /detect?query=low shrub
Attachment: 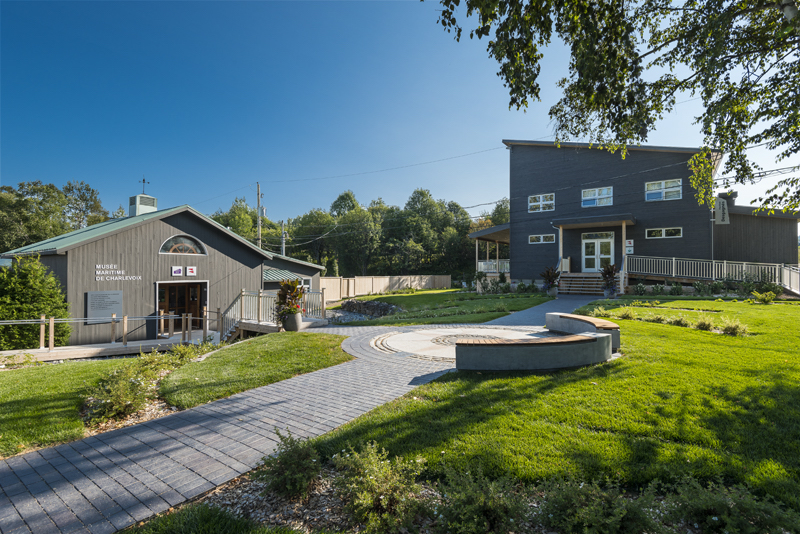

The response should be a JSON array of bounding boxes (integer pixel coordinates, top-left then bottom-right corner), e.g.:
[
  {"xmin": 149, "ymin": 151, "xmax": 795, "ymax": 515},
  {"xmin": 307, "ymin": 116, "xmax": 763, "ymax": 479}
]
[
  {"xmin": 720, "ymin": 317, "xmax": 748, "ymax": 336},
  {"xmin": 536, "ymin": 477, "xmax": 662, "ymax": 534},
  {"xmin": 586, "ymin": 306, "xmax": 608, "ymax": 318},
  {"xmin": 663, "ymin": 477, "xmax": 799, "ymax": 534},
  {"xmin": 634, "ymin": 283, "xmax": 648, "ymax": 296},
  {"xmin": 751, "ymin": 290, "xmax": 776, "ymax": 304},
  {"xmin": 617, "ymin": 307, "xmax": 637, "ymax": 320},
  {"xmin": 650, "ymin": 284, "xmax": 665, "ymax": 296},
  {"xmin": 669, "ymin": 283, "xmax": 684, "ymax": 296},
  {"xmin": 434, "ymin": 464, "xmax": 525, "ymax": 534},
  {"xmin": 643, "ymin": 313, "xmax": 667, "ymax": 324},
  {"xmin": 694, "ymin": 314, "xmax": 714, "ymax": 331},
  {"xmin": 83, "ymin": 360, "xmax": 157, "ymax": 424},
  {"xmin": 254, "ymin": 428, "xmax": 320, "ymax": 499},
  {"xmin": 332, "ymin": 442, "xmax": 427, "ymax": 533},
  {"xmin": 693, "ymin": 281, "xmax": 711, "ymax": 296},
  {"xmin": 710, "ymin": 280, "xmax": 725, "ymax": 294},
  {"xmin": 667, "ymin": 314, "xmax": 690, "ymax": 327}
]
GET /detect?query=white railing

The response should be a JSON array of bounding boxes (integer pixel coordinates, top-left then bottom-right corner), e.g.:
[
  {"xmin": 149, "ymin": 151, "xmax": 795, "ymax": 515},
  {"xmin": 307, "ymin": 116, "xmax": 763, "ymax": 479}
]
[
  {"xmin": 302, "ymin": 291, "xmax": 325, "ymax": 319},
  {"xmin": 220, "ymin": 289, "xmax": 326, "ymax": 341},
  {"xmin": 478, "ymin": 259, "xmax": 510, "ymax": 273},
  {"xmin": 625, "ymin": 255, "xmax": 799, "ymax": 293}
]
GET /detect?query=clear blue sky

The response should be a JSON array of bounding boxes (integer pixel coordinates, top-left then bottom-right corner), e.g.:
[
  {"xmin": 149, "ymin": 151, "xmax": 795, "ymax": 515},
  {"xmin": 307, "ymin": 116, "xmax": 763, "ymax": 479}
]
[{"xmin": 1, "ymin": 0, "xmax": 796, "ymax": 223}]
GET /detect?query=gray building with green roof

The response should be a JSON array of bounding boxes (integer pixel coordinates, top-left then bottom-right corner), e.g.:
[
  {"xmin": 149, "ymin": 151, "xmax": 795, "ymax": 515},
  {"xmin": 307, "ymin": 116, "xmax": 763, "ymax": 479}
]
[{"xmin": 2, "ymin": 196, "xmax": 323, "ymax": 345}]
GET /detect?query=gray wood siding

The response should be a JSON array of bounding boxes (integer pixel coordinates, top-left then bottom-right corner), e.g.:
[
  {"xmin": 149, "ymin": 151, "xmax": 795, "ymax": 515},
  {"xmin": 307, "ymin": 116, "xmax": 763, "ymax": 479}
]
[
  {"xmin": 713, "ymin": 214, "xmax": 799, "ymax": 264},
  {"xmin": 508, "ymin": 144, "xmax": 712, "ymax": 279},
  {"xmin": 38, "ymin": 255, "xmax": 69, "ymax": 296},
  {"xmin": 65, "ymin": 212, "xmax": 263, "ymax": 345}
]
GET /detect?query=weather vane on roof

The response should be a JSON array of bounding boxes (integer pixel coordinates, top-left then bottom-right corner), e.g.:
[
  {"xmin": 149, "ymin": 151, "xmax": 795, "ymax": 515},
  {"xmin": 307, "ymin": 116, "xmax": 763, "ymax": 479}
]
[{"xmin": 139, "ymin": 176, "xmax": 150, "ymax": 194}]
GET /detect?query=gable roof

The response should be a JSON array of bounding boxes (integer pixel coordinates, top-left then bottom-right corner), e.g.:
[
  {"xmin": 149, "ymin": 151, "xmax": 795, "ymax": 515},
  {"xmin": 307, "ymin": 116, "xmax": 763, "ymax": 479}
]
[
  {"xmin": 1, "ymin": 205, "xmax": 274, "ymax": 260},
  {"xmin": 262, "ymin": 268, "xmax": 303, "ymax": 282},
  {"xmin": 268, "ymin": 253, "xmax": 324, "ymax": 271}
]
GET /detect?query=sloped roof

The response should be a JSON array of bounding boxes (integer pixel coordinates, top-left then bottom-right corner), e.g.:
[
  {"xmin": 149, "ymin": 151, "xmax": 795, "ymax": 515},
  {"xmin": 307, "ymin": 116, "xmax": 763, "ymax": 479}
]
[
  {"xmin": 501, "ymin": 139, "xmax": 721, "ymax": 155},
  {"xmin": 1, "ymin": 205, "xmax": 274, "ymax": 260},
  {"xmin": 262, "ymin": 269, "xmax": 303, "ymax": 282},
  {"xmin": 268, "ymin": 253, "xmax": 324, "ymax": 270}
]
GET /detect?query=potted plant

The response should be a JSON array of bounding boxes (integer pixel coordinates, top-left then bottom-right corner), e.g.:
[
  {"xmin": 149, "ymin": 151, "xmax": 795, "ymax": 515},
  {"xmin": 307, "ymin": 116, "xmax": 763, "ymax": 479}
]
[
  {"xmin": 276, "ymin": 279, "xmax": 305, "ymax": 331},
  {"xmin": 601, "ymin": 263, "xmax": 617, "ymax": 299},
  {"xmin": 540, "ymin": 266, "xmax": 560, "ymax": 297}
]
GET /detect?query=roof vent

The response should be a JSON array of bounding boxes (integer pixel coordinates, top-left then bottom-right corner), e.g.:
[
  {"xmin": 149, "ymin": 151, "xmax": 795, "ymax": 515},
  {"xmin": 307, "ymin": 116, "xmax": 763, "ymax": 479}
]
[{"xmin": 129, "ymin": 194, "xmax": 158, "ymax": 216}]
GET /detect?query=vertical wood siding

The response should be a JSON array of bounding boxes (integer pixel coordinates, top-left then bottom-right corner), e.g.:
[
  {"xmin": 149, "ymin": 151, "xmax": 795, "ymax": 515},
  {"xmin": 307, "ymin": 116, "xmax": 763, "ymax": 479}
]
[{"xmin": 713, "ymin": 214, "xmax": 799, "ymax": 264}]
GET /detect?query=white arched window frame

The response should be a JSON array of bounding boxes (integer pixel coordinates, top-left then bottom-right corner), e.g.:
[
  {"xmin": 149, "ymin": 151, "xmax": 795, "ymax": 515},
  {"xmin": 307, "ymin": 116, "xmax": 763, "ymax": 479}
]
[{"xmin": 159, "ymin": 234, "xmax": 209, "ymax": 256}]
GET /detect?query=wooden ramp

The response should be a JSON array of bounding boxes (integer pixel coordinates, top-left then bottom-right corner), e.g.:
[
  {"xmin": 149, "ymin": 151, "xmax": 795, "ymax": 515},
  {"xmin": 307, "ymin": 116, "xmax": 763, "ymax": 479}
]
[{"xmin": 0, "ymin": 330, "xmax": 221, "ymax": 363}]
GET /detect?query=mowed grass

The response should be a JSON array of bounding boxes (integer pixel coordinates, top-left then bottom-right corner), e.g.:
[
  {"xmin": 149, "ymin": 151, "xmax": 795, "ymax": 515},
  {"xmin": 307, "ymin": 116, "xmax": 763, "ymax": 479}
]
[
  {"xmin": 316, "ymin": 299, "xmax": 800, "ymax": 510},
  {"xmin": 0, "ymin": 359, "xmax": 125, "ymax": 458},
  {"xmin": 341, "ymin": 289, "xmax": 551, "ymax": 326},
  {"xmin": 160, "ymin": 333, "xmax": 351, "ymax": 409}
]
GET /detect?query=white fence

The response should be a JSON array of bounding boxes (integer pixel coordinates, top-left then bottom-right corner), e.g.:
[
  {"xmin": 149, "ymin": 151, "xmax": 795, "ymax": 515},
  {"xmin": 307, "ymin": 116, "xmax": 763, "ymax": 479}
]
[
  {"xmin": 477, "ymin": 259, "xmax": 510, "ymax": 273},
  {"xmin": 625, "ymin": 255, "xmax": 800, "ymax": 294},
  {"xmin": 321, "ymin": 275, "xmax": 451, "ymax": 301}
]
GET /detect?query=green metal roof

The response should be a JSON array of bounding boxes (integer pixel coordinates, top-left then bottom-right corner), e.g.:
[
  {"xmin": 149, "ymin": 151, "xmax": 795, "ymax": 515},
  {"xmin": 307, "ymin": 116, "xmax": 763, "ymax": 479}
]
[
  {"xmin": 269, "ymin": 253, "xmax": 324, "ymax": 270},
  {"xmin": 1, "ymin": 205, "xmax": 273, "ymax": 260},
  {"xmin": 262, "ymin": 268, "xmax": 303, "ymax": 282}
]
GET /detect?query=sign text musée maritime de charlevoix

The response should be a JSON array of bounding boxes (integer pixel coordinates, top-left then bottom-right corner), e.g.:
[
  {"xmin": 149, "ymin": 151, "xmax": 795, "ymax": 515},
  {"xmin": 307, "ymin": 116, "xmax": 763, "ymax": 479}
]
[{"xmin": 94, "ymin": 264, "xmax": 142, "ymax": 282}]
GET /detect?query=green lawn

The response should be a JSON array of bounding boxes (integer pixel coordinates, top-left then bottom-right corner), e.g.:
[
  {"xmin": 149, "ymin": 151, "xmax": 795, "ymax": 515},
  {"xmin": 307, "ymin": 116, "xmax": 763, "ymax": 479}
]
[
  {"xmin": 0, "ymin": 333, "xmax": 351, "ymax": 458},
  {"xmin": 0, "ymin": 359, "xmax": 125, "ymax": 458},
  {"xmin": 315, "ymin": 299, "xmax": 800, "ymax": 510},
  {"xmin": 160, "ymin": 333, "xmax": 351, "ymax": 409},
  {"xmin": 340, "ymin": 289, "xmax": 551, "ymax": 326}
]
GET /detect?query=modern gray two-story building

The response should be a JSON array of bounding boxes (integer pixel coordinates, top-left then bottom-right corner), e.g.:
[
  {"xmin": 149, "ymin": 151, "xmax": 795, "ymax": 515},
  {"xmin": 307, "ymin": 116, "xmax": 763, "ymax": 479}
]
[{"xmin": 471, "ymin": 140, "xmax": 800, "ymax": 286}]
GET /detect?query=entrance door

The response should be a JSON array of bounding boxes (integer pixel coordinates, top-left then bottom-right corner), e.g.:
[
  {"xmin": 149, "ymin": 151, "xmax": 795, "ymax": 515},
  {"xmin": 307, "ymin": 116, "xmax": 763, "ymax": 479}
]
[
  {"xmin": 581, "ymin": 232, "xmax": 614, "ymax": 272},
  {"xmin": 158, "ymin": 283, "xmax": 205, "ymax": 328}
]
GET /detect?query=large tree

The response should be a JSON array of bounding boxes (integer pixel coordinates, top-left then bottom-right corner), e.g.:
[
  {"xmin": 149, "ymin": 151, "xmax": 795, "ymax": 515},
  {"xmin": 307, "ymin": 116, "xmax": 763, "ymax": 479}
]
[
  {"xmin": 435, "ymin": 0, "xmax": 800, "ymax": 210},
  {"xmin": 0, "ymin": 182, "xmax": 69, "ymax": 252},
  {"xmin": 63, "ymin": 180, "xmax": 109, "ymax": 229}
]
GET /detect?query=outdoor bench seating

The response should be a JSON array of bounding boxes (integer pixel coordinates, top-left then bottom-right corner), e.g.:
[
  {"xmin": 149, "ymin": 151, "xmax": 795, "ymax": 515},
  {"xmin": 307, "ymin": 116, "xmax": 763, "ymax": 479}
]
[
  {"xmin": 545, "ymin": 313, "xmax": 620, "ymax": 350},
  {"xmin": 455, "ymin": 332, "xmax": 612, "ymax": 371}
]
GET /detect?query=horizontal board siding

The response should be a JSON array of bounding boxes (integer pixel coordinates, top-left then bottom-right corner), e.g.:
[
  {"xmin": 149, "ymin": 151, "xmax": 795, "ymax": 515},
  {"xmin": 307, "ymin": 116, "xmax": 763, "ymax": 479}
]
[
  {"xmin": 508, "ymin": 144, "xmax": 712, "ymax": 279},
  {"xmin": 713, "ymin": 214, "xmax": 799, "ymax": 264},
  {"xmin": 65, "ymin": 212, "xmax": 263, "ymax": 345}
]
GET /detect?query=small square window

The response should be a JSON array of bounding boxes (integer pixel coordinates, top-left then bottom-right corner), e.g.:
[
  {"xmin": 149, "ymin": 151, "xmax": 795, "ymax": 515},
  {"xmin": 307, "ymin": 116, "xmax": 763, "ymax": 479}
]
[{"xmin": 529, "ymin": 193, "xmax": 555, "ymax": 212}]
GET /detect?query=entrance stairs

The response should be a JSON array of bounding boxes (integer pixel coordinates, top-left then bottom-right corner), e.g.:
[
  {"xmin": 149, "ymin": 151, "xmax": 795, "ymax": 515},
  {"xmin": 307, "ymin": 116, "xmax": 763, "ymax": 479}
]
[{"xmin": 559, "ymin": 273, "xmax": 605, "ymax": 296}]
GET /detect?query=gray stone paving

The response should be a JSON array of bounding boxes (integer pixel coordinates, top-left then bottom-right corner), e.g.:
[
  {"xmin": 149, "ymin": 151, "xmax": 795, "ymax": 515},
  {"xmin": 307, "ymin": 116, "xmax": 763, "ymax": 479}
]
[
  {"xmin": 484, "ymin": 294, "xmax": 598, "ymax": 326},
  {"xmin": 0, "ymin": 298, "xmax": 593, "ymax": 534}
]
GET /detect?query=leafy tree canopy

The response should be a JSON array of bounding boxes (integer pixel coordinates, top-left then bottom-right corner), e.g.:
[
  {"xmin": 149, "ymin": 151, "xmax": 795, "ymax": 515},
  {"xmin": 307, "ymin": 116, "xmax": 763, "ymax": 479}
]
[
  {"xmin": 435, "ymin": 0, "xmax": 800, "ymax": 210},
  {"xmin": 330, "ymin": 190, "xmax": 359, "ymax": 218},
  {"xmin": 63, "ymin": 180, "xmax": 109, "ymax": 229}
]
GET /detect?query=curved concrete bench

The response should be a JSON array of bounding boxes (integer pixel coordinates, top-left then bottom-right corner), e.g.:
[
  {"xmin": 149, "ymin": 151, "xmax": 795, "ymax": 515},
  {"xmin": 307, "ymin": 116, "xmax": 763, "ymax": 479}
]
[
  {"xmin": 546, "ymin": 313, "xmax": 620, "ymax": 351},
  {"xmin": 455, "ymin": 333, "xmax": 612, "ymax": 371}
]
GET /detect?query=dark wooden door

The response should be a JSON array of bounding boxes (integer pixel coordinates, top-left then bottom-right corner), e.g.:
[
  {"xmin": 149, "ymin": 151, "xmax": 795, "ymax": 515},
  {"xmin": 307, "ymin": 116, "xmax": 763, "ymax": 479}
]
[{"xmin": 158, "ymin": 283, "xmax": 203, "ymax": 328}]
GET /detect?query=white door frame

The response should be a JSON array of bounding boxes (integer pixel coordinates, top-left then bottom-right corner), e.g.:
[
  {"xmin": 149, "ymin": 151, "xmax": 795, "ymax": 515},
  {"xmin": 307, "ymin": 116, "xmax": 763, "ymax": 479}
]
[{"xmin": 581, "ymin": 232, "xmax": 614, "ymax": 272}]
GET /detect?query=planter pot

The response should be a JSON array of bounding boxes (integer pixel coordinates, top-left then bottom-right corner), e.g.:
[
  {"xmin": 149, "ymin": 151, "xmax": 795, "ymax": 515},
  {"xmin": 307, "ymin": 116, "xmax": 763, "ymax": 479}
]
[
  {"xmin": 283, "ymin": 313, "xmax": 303, "ymax": 332},
  {"xmin": 547, "ymin": 287, "xmax": 558, "ymax": 298},
  {"xmin": 604, "ymin": 289, "xmax": 616, "ymax": 299}
]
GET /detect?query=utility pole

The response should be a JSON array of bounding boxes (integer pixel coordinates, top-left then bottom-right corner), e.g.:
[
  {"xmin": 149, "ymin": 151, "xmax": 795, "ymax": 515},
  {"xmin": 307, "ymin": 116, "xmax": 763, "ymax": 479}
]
[
  {"xmin": 256, "ymin": 182, "xmax": 262, "ymax": 249},
  {"xmin": 281, "ymin": 221, "xmax": 286, "ymax": 256}
]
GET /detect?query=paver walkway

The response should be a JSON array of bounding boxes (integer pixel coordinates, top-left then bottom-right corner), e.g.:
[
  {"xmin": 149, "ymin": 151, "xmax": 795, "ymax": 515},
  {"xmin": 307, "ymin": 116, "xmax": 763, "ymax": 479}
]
[{"xmin": 0, "ymin": 296, "xmax": 598, "ymax": 534}]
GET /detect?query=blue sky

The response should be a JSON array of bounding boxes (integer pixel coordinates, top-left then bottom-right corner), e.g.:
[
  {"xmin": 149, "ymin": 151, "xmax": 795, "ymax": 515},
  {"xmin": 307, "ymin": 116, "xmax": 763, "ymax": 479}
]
[{"xmin": 1, "ymin": 0, "xmax": 796, "ymax": 223}]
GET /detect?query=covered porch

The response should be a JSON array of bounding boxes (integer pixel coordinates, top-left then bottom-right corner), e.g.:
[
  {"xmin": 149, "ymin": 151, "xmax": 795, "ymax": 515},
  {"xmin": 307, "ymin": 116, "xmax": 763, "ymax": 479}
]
[{"xmin": 468, "ymin": 223, "xmax": 510, "ymax": 275}]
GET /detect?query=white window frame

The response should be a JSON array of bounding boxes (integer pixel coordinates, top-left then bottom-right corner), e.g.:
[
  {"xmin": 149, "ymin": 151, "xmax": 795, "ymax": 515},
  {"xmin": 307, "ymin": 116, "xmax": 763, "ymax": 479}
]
[
  {"xmin": 645, "ymin": 227, "xmax": 683, "ymax": 239},
  {"xmin": 528, "ymin": 193, "xmax": 555, "ymax": 213},
  {"xmin": 581, "ymin": 187, "xmax": 613, "ymax": 208},
  {"xmin": 645, "ymin": 179, "xmax": 682, "ymax": 202},
  {"xmin": 529, "ymin": 234, "xmax": 556, "ymax": 244}
]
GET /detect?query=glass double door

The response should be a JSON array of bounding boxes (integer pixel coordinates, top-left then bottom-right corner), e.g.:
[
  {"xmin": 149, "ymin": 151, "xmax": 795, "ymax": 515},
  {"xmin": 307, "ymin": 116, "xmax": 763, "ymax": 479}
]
[
  {"xmin": 582, "ymin": 232, "xmax": 614, "ymax": 272},
  {"xmin": 158, "ymin": 283, "xmax": 205, "ymax": 328}
]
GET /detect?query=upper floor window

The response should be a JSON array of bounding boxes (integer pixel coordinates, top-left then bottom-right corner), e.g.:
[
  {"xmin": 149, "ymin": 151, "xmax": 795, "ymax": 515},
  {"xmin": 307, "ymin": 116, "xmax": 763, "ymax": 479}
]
[
  {"xmin": 646, "ymin": 227, "xmax": 683, "ymax": 239},
  {"xmin": 159, "ymin": 235, "xmax": 208, "ymax": 255},
  {"xmin": 582, "ymin": 187, "xmax": 613, "ymax": 207},
  {"xmin": 645, "ymin": 179, "xmax": 682, "ymax": 201},
  {"xmin": 528, "ymin": 193, "xmax": 555, "ymax": 212}
]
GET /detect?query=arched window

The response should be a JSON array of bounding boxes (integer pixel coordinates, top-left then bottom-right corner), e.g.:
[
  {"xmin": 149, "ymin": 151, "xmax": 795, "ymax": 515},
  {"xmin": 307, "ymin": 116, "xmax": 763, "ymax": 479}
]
[{"xmin": 159, "ymin": 235, "xmax": 207, "ymax": 255}]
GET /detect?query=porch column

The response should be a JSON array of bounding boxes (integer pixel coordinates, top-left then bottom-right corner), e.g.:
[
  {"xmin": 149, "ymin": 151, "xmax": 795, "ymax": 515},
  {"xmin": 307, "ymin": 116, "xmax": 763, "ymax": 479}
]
[
  {"xmin": 621, "ymin": 221, "xmax": 627, "ymax": 272},
  {"xmin": 475, "ymin": 240, "xmax": 479, "ymax": 272},
  {"xmin": 496, "ymin": 241, "xmax": 499, "ymax": 272},
  {"xmin": 558, "ymin": 226, "xmax": 563, "ymax": 269}
]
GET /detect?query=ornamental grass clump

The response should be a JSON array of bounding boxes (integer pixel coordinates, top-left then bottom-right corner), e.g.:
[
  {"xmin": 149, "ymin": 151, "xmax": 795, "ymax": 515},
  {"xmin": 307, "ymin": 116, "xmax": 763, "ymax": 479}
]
[
  {"xmin": 667, "ymin": 315, "xmax": 690, "ymax": 327},
  {"xmin": 332, "ymin": 441, "xmax": 427, "ymax": 533},
  {"xmin": 750, "ymin": 290, "xmax": 776, "ymax": 304},
  {"xmin": 720, "ymin": 317, "xmax": 748, "ymax": 336},
  {"xmin": 536, "ymin": 477, "xmax": 662, "ymax": 534},
  {"xmin": 433, "ymin": 464, "xmax": 525, "ymax": 534},
  {"xmin": 617, "ymin": 307, "xmax": 637, "ymax": 320},
  {"xmin": 694, "ymin": 314, "xmax": 715, "ymax": 331},
  {"xmin": 254, "ymin": 428, "xmax": 320, "ymax": 500}
]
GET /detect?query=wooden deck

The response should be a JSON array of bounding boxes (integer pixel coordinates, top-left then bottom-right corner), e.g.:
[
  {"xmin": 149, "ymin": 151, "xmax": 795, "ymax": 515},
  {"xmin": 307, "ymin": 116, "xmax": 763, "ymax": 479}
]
[{"xmin": 0, "ymin": 330, "xmax": 222, "ymax": 363}]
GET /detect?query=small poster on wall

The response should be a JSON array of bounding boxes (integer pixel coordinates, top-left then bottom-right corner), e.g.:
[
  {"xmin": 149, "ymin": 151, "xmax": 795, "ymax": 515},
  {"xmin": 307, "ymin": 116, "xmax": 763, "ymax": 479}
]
[
  {"xmin": 186, "ymin": 266, "xmax": 197, "ymax": 276},
  {"xmin": 172, "ymin": 266, "xmax": 183, "ymax": 276}
]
